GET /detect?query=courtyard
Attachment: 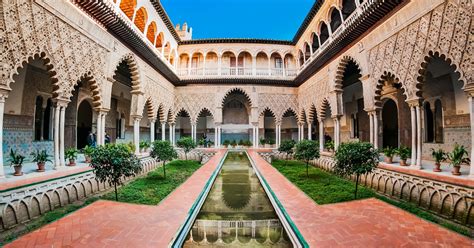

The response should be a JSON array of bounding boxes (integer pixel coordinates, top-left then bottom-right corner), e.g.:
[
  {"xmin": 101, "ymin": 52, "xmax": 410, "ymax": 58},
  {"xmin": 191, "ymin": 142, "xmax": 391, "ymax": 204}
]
[{"xmin": 1, "ymin": 0, "xmax": 473, "ymax": 247}]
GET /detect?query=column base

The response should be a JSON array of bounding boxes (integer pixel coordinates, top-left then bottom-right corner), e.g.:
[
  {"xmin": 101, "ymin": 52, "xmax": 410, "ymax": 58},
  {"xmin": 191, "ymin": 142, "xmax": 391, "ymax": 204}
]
[{"xmin": 410, "ymin": 164, "xmax": 422, "ymax": 170}]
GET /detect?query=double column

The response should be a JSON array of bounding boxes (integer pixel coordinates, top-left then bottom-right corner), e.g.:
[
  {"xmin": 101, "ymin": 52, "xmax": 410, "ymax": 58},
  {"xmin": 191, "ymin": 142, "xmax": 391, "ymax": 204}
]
[
  {"xmin": 132, "ymin": 115, "xmax": 141, "ymax": 155},
  {"xmin": 168, "ymin": 122, "xmax": 176, "ymax": 146},
  {"xmin": 368, "ymin": 110, "xmax": 379, "ymax": 149},
  {"xmin": 214, "ymin": 123, "xmax": 221, "ymax": 148},
  {"xmin": 407, "ymin": 100, "xmax": 422, "ymax": 168},
  {"xmin": 252, "ymin": 122, "xmax": 259, "ymax": 148},
  {"xmin": 0, "ymin": 91, "xmax": 7, "ymax": 177},
  {"xmin": 297, "ymin": 122, "xmax": 305, "ymax": 141},
  {"xmin": 332, "ymin": 115, "xmax": 341, "ymax": 150},
  {"xmin": 275, "ymin": 121, "xmax": 281, "ymax": 148},
  {"xmin": 319, "ymin": 120, "xmax": 324, "ymax": 152},
  {"xmin": 149, "ymin": 118, "xmax": 156, "ymax": 143},
  {"xmin": 53, "ymin": 100, "xmax": 68, "ymax": 168},
  {"xmin": 468, "ymin": 93, "xmax": 474, "ymax": 178},
  {"xmin": 96, "ymin": 110, "xmax": 108, "ymax": 146},
  {"xmin": 191, "ymin": 122, "xmax": 197, "ymax": 142}
]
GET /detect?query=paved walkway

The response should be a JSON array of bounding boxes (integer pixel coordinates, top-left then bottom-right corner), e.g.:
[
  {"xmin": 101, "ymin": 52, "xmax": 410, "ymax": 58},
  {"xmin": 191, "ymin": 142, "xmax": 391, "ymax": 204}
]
[
  {"xmin": 5, "ymin": 150, "xmax": 226, "ymax": 248},
  {"xmin": 247, "ymin": 150, "xmax": 472, "ymax": 247}
]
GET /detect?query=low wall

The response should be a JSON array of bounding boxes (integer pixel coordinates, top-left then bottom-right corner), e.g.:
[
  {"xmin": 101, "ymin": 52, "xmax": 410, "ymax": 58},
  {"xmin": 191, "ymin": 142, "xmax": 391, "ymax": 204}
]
[{"xmin": 269, "ymin": 152, "xmax": 474, "ymax": 228}]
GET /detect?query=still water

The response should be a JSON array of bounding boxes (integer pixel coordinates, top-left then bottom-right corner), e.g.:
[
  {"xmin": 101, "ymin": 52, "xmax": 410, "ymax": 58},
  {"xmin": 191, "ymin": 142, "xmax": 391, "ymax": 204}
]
[{"xmin": 184, "ymin": 152, "xmax": 292, "ymax": 247}]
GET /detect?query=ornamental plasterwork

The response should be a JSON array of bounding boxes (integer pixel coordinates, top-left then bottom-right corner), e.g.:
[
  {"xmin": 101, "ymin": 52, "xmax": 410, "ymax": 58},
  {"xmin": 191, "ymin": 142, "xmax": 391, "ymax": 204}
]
[
  {"xmin": 368, "ymin": 0, "xmax": 473, "ymax": 102},
  {"xmin": 258, "ymin": 93, "xmax": 298, "ymax": 123},
  {"xmin": 1, "ymin": 0, "xmax": 108, "ymax": 102}
]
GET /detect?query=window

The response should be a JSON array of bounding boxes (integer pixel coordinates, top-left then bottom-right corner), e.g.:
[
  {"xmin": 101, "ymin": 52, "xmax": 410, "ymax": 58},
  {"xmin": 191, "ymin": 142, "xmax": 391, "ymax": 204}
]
[{"xmin": 275, "ymin": 58, "xmax": 283, "ymax": 68}]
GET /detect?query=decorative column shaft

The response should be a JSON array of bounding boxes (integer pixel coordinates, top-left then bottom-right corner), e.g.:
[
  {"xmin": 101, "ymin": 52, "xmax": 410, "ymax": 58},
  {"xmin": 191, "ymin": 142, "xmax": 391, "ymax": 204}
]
[
  {"xmin": 319, "ymin": 120, "xmax": 324, "ymax": 152},
  {"xmin": 297, "ymin": 125, "xmax": 301, "ymax": 142},
  {"xmin": 214, "ymin": 126, "xmax": 218, "ymax": 148},
  {"xmin": 333, "ymin": 116, "xmax": 341, "ymax": 150},
  {"xmin": 0, "ymin": 94, "xmax": 6, "ymax": 177},
  {"xmin": 133, "ymin": 117, "xmax": 140, "ymax": 155},
  {"xmin": 410, "ymin": 106, "xmax": 417, "ymax": 166},
  {"xmin": 308, "ymin": 123, "xmax": 312, "ymax": 140},
  {"xmin": 59, "ymin": 105, "xmax": 66, "ymax": 167},
  {"xmin": 415, "ymin": 105, "xmax": 422, "ymax": 168},
  {"xmin": 469, "ymin": 95, "xmax": 474, "ymax": 178},
  {"xmin": 169, "ymin": 123, "xmax": 173, "ymax": 143},
  {"xmin": 150, "ymin": 119, "xmax": 156, "ymax": 143},
  {"xmin": 373, "ymin": 111, "xmax": 378, "ymax": 149},
  {"xmin": 161, "ymin": 122, "xmax": 166, "ymax": 141},
  {"xmin": 53, "ymin": 105, "xmax": 60, "ymax": 168},
  {"xmin": 301, "ymin": 124, "xmax": 305, "ymax": 141},
  {"xmin": 369, "ymin": 112, "xmax": 374, "ymax": 144}
]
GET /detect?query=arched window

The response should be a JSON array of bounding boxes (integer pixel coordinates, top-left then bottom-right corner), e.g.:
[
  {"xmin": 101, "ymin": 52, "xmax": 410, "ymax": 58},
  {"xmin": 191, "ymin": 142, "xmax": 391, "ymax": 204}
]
[
  {"xmin": 319, "ymin": 22, "xmax": 330, "ymax": 44},
  {"xmin": 342, "ymin": 0, "xmax": 357, "ymax": 20},
  {"xmin": 329, "ymin": 8, "xmax": 343, "ymax": 32},
  {"xmin": 424, "ymin": 102, "xmax": 434, "ymax": 142},
  {"xmin": 304, "ymin": 43, "xmax": 311, "ymax": 61},
  {"xmin": 434, "ymin": 99, "xmax": 443, "ymax": 143},
  {"xmin": 311, "ymin": 33, "xmax": 320, "ymax": 52},
  {"xmin": 155, "ymin": 32, "xmax": 164, "ymax": 48},
  {"xmin": 119, "ymin": 0, "xmax": 136, "ymax": 20},
  {"xmin": 133, "ymin": 7, "xmax": 148, "ymax": 32},
  {"xmin": 298, "ymin": 50, "xmax": 304, "ymax": 66}
]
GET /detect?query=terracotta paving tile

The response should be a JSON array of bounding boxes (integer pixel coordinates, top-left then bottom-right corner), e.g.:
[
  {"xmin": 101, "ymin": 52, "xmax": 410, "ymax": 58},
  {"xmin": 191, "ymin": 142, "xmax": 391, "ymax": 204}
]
[
  {"xmin": 247, "ymin": 150, "xmax": 473, "ymax": 247},
  {"xmin": 5, "ymin": 150, "xmax": 226, "ymax": 248}
]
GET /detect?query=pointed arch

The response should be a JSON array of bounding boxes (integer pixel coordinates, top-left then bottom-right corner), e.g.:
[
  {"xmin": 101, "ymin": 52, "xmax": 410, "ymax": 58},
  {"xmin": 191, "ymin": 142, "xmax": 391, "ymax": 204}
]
[
  {"xmin": 70, "ymin": 72, "xmax": 103, "ymax": 110},
  {"xmin": 334, "ymin": 56, "xmax": 364, "ymax": 91},
  {"xmin": 318, "ymin": 98, "xmax": 332, "ymax": 119},
  {"xmin": 281, "ymin": 107, "xmax": 299, "ymax": 123},
  {"xmin": 146, "ymin": 21, "xmax": 157, "ymax": 44},
  {"xmin": 113, "ymin": 53, "xmax": 142, "ymax": 93},
  {"xmin": 375, "ymin": 71, "xmax": 406, "ymax": 108},
  {"xmin": 133, "ymin": 7, "xmax": 148, "ymax": 32},
  {"xmin": 220, "ymin": 88, "xmax": 253, "ymax": 107},
  {"xmin": 119, "ymin": 0, "xmax": 137, "ymax": 20},
  {"xmin": 144, "ymin": 97, "xmax": 156, "ymax": 119},
  {"xmin": 155, "ymin": 32, "xmax": 164, "ymax": 48}
]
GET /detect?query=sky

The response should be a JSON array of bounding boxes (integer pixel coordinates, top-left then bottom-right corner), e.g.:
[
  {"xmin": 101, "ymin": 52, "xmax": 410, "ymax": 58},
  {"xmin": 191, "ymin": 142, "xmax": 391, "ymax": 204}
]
[{"xmin": 160, "ymin": 0, "xmax": 315, "ymax": 40}]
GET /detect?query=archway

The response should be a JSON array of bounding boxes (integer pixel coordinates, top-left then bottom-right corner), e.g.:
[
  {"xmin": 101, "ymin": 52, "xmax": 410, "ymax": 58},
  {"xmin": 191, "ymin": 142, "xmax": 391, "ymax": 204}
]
[
  {"xmin": 196, "ymin": 109, "xmax": 214, "ymax": 147},
  {"xmin": 261, "ymin": 109, "xmax": 276, "ymax": 147},
  {"xmin": 382, "ymin": 99, "xmax": 398, "ymax": 148},
  {"xmin": 329, "ymin": 8, "xmax": 342, "ymax": 32},
  {"xmin": 77, "ymin": 100, "xmax": 93, "ymax": 149},
  {"xmin": 175, "ymin": 109, "xmax": 191, "ymax": 140},
  {"xmin": 222, "ymin": 89, "xmax": 252, "ymax": 143},
  {"xmin": 320, "ymin": 100, "xmax": 333, "ymax": 149},
  {"xmin": 309, "ymin": 105, "xmax": 319, "ymax": 140},
  {"xmin": 319, "ymin": 22, "xmax": 330, "ymax": 44},
  {"xmin": 281, "ymin": 109, "xmax": 298, "ymax": 142}
]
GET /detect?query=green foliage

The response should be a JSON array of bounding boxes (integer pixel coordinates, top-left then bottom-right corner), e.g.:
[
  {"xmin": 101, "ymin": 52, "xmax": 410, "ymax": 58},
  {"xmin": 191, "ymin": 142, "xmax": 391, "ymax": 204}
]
[
  {"xmin": 139, "ymin": 140, "xmax": 151, "ymax": 149},
  {"xmin": 447, "ymin": 144, "xmax": 469, "ymax": 167},
  {"xmin": 102, "ymin": 160, "xmax": 200, "ymax": 205},
  {"xmin": 30, "ymin": 149, "xmax": 52, "ymax": 164},
  {"xmin": 126, "ymin": 141, "xmax": 136, "ymax": 153},
  {"xmin": 230, "ymin": 139, "xmax": 237, "ymax": 147},
  {"xmin": 150, "ymin": 140, "xmax": 178, "ymax": 178},
  {"xmin": 382, "ymin": 146, "xmax": 397, "ymax": 158},
  {"xmin": 431, "ymin": 148, "xmax": 447, "ymax": 164},
  {"xmin": 324, "ymin": 140, "xmax": 335, "ymax": 151},
  {"xmin": 177, "ymin": 137, "xmax": 196, "ymax": 160},
  {"xmin": 294, "ymin": 140, "xmax": 320, "ymax": 177},
  {"xmin": 223, "ymin": 140, "xmax": 230, "ymax": 146},
  {"xmin": 8, "ymin": 149, "xmax": 25, "ymax": 167},
  {"xmin": 82, "ymin": 145, "xmax": 95, "ymax": 156},
  {"xmin": 90, "ymin": 143, "xmax": 142, "ymax": 200},
  {"xmin": 396, "ymin": 146, "xmax": 411, "ymax": 160},
  {"xmin": 267, "ymin": 138, "xmax": 275, "ymax": 145},
  {"xmin": 238, "ymin": 139, "xmax": 244, "ymax": 146},
  {"xmin": 334, "ymin": 142, "xmax": 379, "ymax": 198},
  {"xmin": 65, "ymin": 148, "xmax": 79, "ymax": 160},
  {"xmin": 278, "ymin": 140, "xmax": 296, "ymax": 160},
  {"xmin": 259, "ymin": 137, "xmax": 266, "ymax": 145}
]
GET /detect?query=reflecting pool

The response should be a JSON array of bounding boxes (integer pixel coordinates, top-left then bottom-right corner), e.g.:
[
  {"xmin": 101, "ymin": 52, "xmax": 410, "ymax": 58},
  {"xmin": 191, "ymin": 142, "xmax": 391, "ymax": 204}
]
[{"xmin": 184, "ymin": 152, "xmax": 292, "ymax": 247}]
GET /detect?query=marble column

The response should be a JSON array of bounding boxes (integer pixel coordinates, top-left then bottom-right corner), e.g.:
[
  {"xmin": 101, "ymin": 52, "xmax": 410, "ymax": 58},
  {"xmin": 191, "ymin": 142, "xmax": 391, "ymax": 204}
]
[
  {"xmin": 217, "ymin": 125, "xmax": 221, "ymax": 147},
  {"xmin": 469, "ymin": 95, "xmax": 474, "ymax": 178},
  {"xmin": 333, "ymin": 116, "xmax": 340, "ymax": 150},
  {"xmin": 369, "ymin": 112, "xmax": 374, "ymax": 144},
  {"xmin": 415, "ymin": 105, "xmax": 422, "ymax": 169},
  {"xmin": 101, "ymin": 112, "xmax": 106, "ymax": 144},
  {"xmin": 172, "ymin": 124, "xmax": 176, "ymax": 146},
  {"xmin": 275, "ymin": 124, "xmax": 280, "ymax": 148},
  {"xmin": 161, "ymin": 122, "xmax": 166, "ymax": 141},
  {"xmin": 301, "ymin": 123, "xmax": 305, "ymax": 141},
  {"xmin": 59, "ymin": 105, "xmax": 66, "ymax": 167},
  {"xmin": 308, "ymin": 123, "xmax": 312, "ymax": 140},
  {"xmin": 256, "ymin": 124, "xmax": 259, "ymax": 148},
  {"xmin": 297, "ymin": 125, "xmax": 301, "ymax": 142},
  {"xmin": 373, "ymin": 111, "xmax": 379, "ymax": 149},
  {"xmin": 214, "ymin": 126, "xmax": 218, "ymax": 148},
  {"xmin": 150, "ymin": 118, "xmax": 156, "ymax": 143},
  {"xmin": 53, "ymin": 105, "xmax": 60, "ymax": 168},
  {"xmin": 133, "ymin": 117, "xmax": 140, "ymax": 155},
  {"xmin": 410, "ymin": 106, "xmax": 417, "ymax": 166},
  {"xmin": 169, "ymin": 123, "xmax": 173, "ymax": 143},
  {"xmin": 319, "ymin": 120, "xmax": 324, "ymax": 152},
  {"xmin": 96, "ymin": 112, "xmax": 102, "ymax": 146},
  {"xmin": 0, "ymin": 94, "xmax": 6, "ymax": 178}
]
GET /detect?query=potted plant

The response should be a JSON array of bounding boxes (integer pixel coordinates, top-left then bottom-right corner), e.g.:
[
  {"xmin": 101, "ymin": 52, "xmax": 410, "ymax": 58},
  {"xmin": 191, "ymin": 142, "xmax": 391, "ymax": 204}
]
[
  {"xmin": 30, "ymin": 149, "xmax": 52, "ymax": 172},
  {"xmin": 8, "ymin": 149, "xmax": 25, "ymax": 176},
  {"xmin": 259, "ymin": 137, "xmax": 266, "ymax": 147},
  {"xmin": 139, "ymin": 140, "xmax": 151, "ymax": 153},
  {"xmin": 396, "ymin": 146, "xmax": 410, "ymax": 166},
  {"xmin": 267, "ymin": 138, "xmax": 276, "ymax": 148},
  {"xmin": 431, "ymin": 148, "xmax": 446, "ymax": 172},
  {"xmin": 324, "ymin": 140, "xmax": 335, "ymax": 152},
  {"xmin": 382, "ymin": 147, "xmax": 396, "ymax": 163},
  {"xmin": 82, "ymin": 145, "xmax": 94, "ymax": 163},
  {"xmin": 223, "ymin": 140, "xmax": 230, "ymax": 148},
  {"xmin": 230, "ymin": 140, "xmax": 237, "ymax": 148},
  {"xmin": 447, "ymin": 144, "xmax": 469, "ymax": 176},
  {"xmin": 65, "ymin": 148, "xmax": 78, "ymax": 166}
]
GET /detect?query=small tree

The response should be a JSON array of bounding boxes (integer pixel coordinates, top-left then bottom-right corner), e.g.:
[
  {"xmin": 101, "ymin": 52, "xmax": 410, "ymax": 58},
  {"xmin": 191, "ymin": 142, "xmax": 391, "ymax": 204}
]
[
  {"xmin": 278, "ymin": 140, "xmax": 296, "ymax": 161},
  {"xmin": 176, "ymin": 137, "xmax": 196, "ymax": 160},
  {"xmin": 334, "ymin": 142, "xmax": 379, "ymax": 199},
  {"xmin": 90, "ymin": 144, "xmax": 142, "ymax": 201},
  {"xmin": 294, "ymin": 140, "xmax": 320, "ymax": 177},
  {"xmin": 151, "ymin": 140, "xmax": 178, "ymax": 178}
]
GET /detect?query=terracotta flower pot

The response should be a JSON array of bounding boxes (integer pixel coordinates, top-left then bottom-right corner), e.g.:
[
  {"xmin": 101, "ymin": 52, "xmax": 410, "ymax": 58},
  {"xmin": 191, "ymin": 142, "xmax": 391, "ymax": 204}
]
[
  {"xmin": 68, "ymin": 159, "xmax": 76, "ymax": 166},
  {"xmin": 13, "ymin": 165, "xmax": 23, "ymax": 176},
  {"xmin": 400, "ymin": 159, "xmax": 408, "ymax": 166},
  {"xmin": 433, "ymin": 162, "xmax": 442, "ymax": 172},
  {"xmin": 451, "ymin": 165, "xmax": 461, "ymax": 176},
  {"xmin": 85, "ymin": 156, "xmax": 91, "ymax": 163},
  {"xmin": 384, "ymin": 157, "xmax": 393, "ymax": 164},
  {"xmin": 37, "ymin": 162, "xmax": 45, "ymax": 172}
]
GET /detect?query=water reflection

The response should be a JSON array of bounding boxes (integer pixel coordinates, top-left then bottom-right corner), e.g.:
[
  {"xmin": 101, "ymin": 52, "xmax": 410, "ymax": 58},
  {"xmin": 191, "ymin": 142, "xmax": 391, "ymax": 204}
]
[{"xmin": 184, "ymin": 152, "xmax": 291, "ymax": 247}]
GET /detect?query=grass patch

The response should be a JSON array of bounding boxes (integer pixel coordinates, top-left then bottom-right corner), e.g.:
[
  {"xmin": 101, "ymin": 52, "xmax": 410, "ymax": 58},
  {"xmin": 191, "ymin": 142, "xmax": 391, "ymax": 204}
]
[
  {"xmin": 102, "ymin": 160, "xmax": 201, "ymax": 205},
  {"xmin": 272, "ymin": 159, "xmax": 472, "ymax": 237},
  {"xmin": 272, "ymin": 159, "xmax": 375, "ymax": 204},
  {"xmin": 1, "ymin": 159, "xmax": 201, "ymax": 245}
]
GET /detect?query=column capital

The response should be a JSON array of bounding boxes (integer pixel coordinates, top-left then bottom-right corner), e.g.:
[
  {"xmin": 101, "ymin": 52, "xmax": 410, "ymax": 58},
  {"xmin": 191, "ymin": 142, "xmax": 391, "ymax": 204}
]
[
  {"xmin": 464, "ymin": 85, "xmax": 474, "ymax": 97},
  {"xmin": 149, "ymin": 118, "xmax": 157, "ymax": 123},
  {"xmin": 331, "ymin": 115, "xmax": 342, "ymax": 120},
  {"xmin": 406, "ymin": 98, "xmax": 422, "ymax": 108},
  {"xmin": 131, "ymin": 115, "xmax": 142, "ymax": 121},
  {"xmin": 359, "ymin": 74, "xmax": 371, "ymax": 81},
  {"xmin": 53, "ymin": 98, "xmax": 69, "ymax": 108}
]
